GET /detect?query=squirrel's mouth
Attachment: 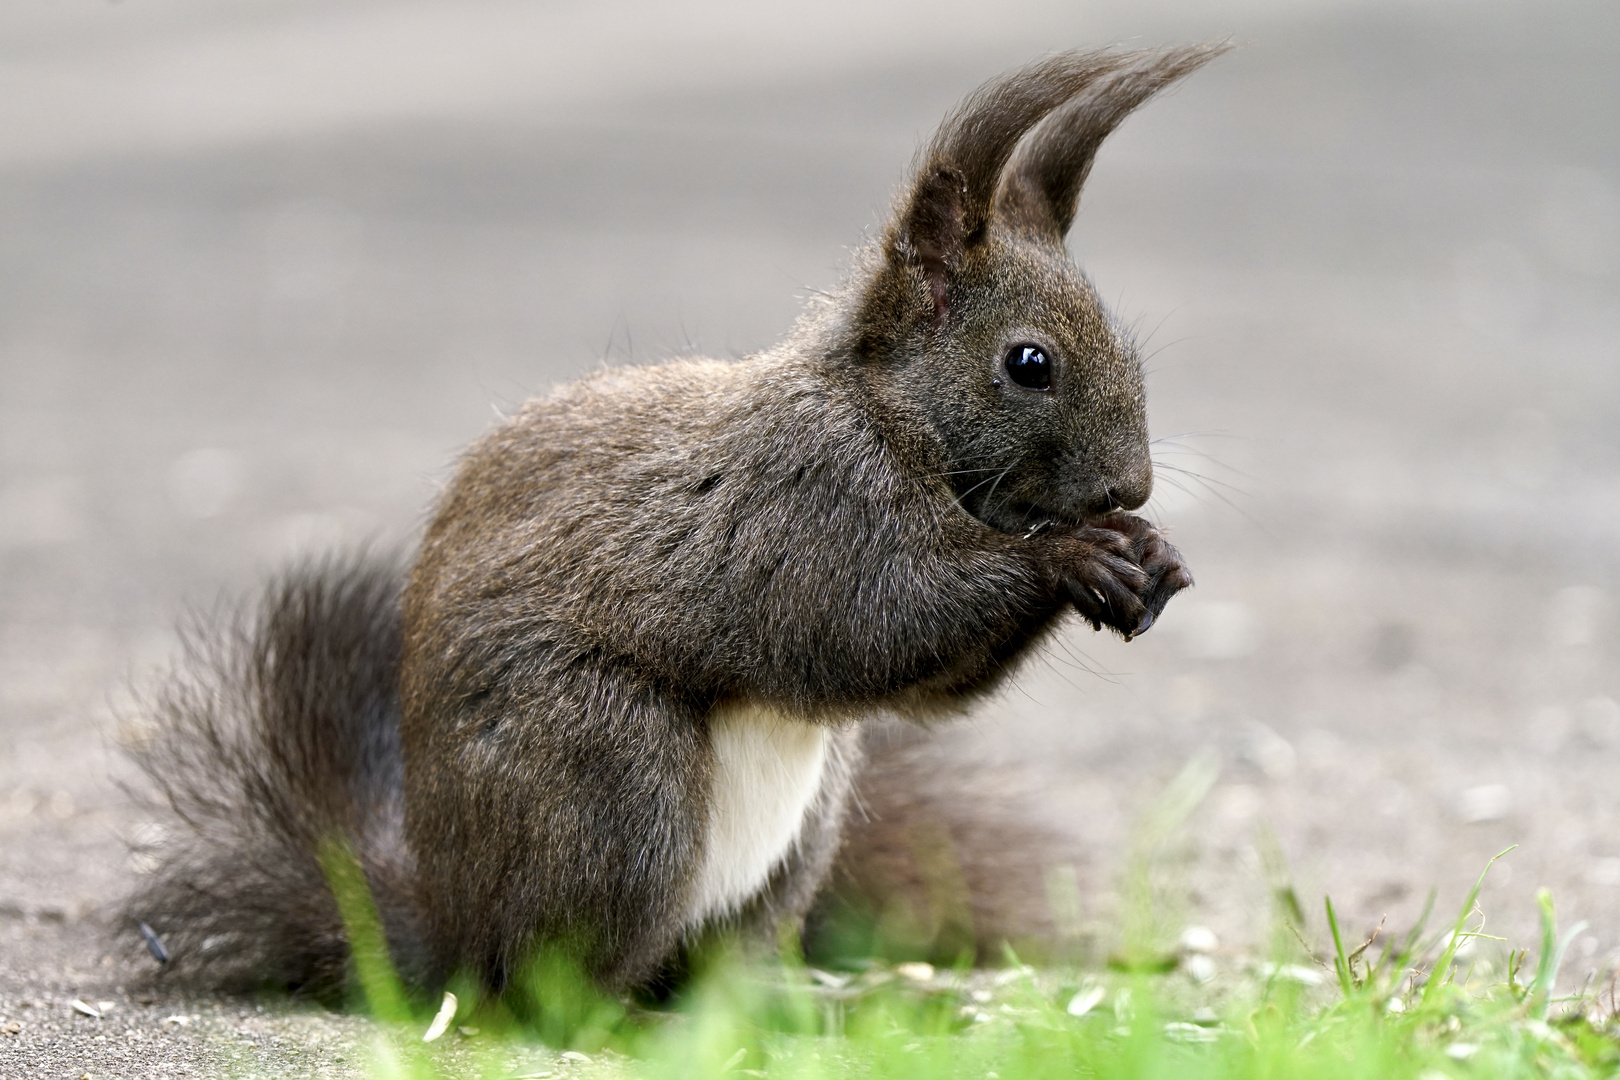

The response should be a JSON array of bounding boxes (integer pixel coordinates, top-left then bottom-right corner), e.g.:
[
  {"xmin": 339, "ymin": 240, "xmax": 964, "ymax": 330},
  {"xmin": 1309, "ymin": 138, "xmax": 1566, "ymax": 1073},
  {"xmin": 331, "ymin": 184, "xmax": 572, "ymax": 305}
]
[
  {"xmin": 1002, "ymin": 500, "xmax": 1128, "ymax": 539},
  {"xmin": 961, "ymin": 486, "xmax": 1110, "ymax": 538},
  {"xmin": 977, "ymin": 500, "xmax": 1074, "ymax": 538}
]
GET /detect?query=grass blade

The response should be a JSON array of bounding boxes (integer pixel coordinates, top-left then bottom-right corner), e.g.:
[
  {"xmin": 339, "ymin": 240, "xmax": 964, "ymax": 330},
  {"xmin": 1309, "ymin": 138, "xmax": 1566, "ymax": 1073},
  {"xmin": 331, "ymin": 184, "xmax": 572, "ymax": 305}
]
[
  {"xmin": 1529, "ymin": 888, "xmax": 1588, "ymax": 1020},
  {"xmin": 316, "ymin": 834, "xmax": 411, "ymax": 1023},
  {"xmin": 1420, "ymin": 846, "xmax": 1514, "ymax": 1008},
  {"xmin": 1324, "ymin": 896, "xmax": 1354, "ymax": 997}
]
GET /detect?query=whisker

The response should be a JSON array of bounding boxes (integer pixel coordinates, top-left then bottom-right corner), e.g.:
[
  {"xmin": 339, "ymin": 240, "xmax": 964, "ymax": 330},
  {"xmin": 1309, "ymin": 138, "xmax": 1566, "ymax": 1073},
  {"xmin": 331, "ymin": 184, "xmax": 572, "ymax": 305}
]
[
  {"xmin": 979, "ymin": 463, "xmax": 1020, "ymax": 517},
  {"xmin": 1151, "ymin": 429, "xmax": 1239, "ymax": 444},
  {"xmin": 1154, "ymin": 461, "xmax": 1253, "ymax": 499},
  {"xmin": 1046, "ymin": 634, "xmax": 1125, "ymax": 684},
  {"xmin": 954, "ymin": 464, "xmax": 1016, "ymax": 505},
  {"xmin": 1150, "ymin": 461, "xmax": 1273, "ymax": 535},
  {"xmin": 1150, "ymin": 432, "xmax": 1265, "ymax": 486},
  {"xmin": 918, "ymin": 465, "xmax": 1007, "ymax": 480}
]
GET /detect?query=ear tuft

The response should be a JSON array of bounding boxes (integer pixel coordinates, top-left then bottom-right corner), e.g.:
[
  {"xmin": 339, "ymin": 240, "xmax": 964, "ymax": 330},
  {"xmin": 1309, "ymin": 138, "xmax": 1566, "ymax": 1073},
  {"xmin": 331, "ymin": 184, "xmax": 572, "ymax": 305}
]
[
  {"xmin": 881, "ymin": 49, "xmax": 1140, "ymax": 323},
  {"xmin": 996, "ymin": 42, "xmax": 1232, "ymax": 238},
  {"xmin": 875, "ymin": 44, "xmax": 1229, "ymax": 327}
]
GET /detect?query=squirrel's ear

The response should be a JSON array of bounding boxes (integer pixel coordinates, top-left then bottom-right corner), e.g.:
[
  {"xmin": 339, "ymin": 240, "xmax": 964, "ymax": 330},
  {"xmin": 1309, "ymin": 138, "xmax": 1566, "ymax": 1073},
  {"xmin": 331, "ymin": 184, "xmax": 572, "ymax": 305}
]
[
  {"xmin": 884, "ymin": 50, "xmax": 1137, "ymax": 322},
  {"xmin": 995, "ymin": 43, "xmax": 1231, "ymax": 239}
]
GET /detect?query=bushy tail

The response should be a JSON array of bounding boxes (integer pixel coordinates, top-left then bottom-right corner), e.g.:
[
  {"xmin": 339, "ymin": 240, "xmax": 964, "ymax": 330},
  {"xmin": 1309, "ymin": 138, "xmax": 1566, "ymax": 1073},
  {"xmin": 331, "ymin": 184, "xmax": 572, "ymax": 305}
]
[
  {"xmin": 125, "ymin": 554, "xmax": 432, "ymax": 999},
  {"xmin": 810, "ymin": 719, "xmax": 1087, "ymax": 966}
]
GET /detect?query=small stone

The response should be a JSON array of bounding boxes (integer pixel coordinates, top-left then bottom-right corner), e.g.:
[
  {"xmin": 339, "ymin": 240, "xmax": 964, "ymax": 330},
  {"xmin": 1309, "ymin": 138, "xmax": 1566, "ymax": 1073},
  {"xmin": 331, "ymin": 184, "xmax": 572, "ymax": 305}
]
[
  {"xmin": 1456, "ymin": 784, "xmax": 1512, "ymax": 824},
  {"xmin": 991, "ymin": 964, "xmax": 1035, "ymax": 986},
  {"xmin": 161, "ymin": 1015, "xmax": 193, "ymax": 1026},
  {"xmin": 1258, "ymin": 963, "xmax": 1323, "ymax": 986},
  {"xmin": 1179, "ymin": 926, "xmax": 1219, "ymax": 954},
  {"xmin": 1585, "ymin": 857, "xmax": 1620, "ymax": 886},
  {"xmin": 1066, "ymin": 986, "xmax": 1105, "ymax": 1017},
  {"xmin": 894, "ymin": 961, "xmax": 935, "ymax": 983},
  {"xmin": 559, "ymin": 1050, "xmax": 592, "ymax": 1063},
  {"xmin": 2, "ymin": 1020, "xmax": 21, "ymax": 1034},
  {"xmin": 1240, "ymin": 725, "xmax": 1296, "ymax": 780},
  {"xmin": 457, "ymin": 1025, "xmax": 480, "ymax": 1036},
  {"xmin": 70, "ymin": 999, "xmax": 101, "ymax": 1019},
  {"xmin": 1183, "ymin": 954, "xmax": 1217, "ymax": 984}
]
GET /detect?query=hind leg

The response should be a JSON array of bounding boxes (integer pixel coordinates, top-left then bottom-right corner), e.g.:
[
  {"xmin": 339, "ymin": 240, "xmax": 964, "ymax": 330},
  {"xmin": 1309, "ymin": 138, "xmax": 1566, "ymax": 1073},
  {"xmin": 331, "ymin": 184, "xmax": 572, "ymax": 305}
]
[{"xmin": 402, "ymin": 655, "xmax": 712, "ymax": 991}]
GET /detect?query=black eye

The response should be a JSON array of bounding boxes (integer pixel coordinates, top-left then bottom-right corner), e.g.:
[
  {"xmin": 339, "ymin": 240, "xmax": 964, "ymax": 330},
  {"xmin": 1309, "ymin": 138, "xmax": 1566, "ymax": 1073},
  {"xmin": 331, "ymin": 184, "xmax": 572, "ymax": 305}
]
[{"xmin": 1003, "ymin": 344, "xmax": 1051, "ymax": 390}]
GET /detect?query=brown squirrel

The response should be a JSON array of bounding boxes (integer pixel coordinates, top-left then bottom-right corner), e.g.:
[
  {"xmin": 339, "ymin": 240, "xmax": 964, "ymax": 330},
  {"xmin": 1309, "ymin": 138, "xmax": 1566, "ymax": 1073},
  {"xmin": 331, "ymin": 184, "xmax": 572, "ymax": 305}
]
[{"xmin": 127, "ymin": 44, "xmax": 1220, "ymax": 1000}]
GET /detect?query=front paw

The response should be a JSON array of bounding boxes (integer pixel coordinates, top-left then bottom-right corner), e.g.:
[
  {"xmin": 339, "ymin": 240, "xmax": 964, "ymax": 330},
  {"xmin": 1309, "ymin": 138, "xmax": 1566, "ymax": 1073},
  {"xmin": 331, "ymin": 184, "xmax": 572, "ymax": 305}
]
[{"xmin": 1056, "ymin": 515, "xmax": 1193, "ymax": 639}]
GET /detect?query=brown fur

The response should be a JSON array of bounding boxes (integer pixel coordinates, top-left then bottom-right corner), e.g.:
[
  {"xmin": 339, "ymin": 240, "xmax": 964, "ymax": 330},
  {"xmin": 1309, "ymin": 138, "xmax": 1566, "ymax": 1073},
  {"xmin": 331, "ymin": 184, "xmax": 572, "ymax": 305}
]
[{"xmin": 128, "ymin": 44, "xmax": 1222, "ymax": 998}]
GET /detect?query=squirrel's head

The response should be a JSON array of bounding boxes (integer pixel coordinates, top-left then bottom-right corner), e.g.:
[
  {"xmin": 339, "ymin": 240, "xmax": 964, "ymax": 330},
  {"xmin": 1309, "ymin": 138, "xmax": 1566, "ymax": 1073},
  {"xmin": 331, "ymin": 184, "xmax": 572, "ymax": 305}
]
[{"xmin": 846, "ymin": 45, "xmax": 1228, "ymax": 534}]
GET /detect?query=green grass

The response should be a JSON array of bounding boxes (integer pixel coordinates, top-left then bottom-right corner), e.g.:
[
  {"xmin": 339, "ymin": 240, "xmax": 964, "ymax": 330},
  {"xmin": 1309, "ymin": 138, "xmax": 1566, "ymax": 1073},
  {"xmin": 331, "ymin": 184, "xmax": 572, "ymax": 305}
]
[{"xmin": 315, "ymin": 783, "xmax": 1620, "ymax": 1080}]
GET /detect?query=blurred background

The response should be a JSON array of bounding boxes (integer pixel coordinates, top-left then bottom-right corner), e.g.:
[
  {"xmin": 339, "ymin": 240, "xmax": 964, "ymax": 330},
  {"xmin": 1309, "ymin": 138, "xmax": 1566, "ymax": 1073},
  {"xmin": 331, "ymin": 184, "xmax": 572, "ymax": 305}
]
[{"xmin": 2, "ymin": 0, "xmax": 1617, "ymax": 1005}]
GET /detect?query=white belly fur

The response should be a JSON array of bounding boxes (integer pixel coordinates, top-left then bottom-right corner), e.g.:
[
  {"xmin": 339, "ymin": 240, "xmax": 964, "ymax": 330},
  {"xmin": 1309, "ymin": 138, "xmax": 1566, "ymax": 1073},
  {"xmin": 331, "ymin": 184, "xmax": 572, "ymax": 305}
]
[{"xmin": 685, "ymin": 702, "xmax": 831, "ymax": 929}]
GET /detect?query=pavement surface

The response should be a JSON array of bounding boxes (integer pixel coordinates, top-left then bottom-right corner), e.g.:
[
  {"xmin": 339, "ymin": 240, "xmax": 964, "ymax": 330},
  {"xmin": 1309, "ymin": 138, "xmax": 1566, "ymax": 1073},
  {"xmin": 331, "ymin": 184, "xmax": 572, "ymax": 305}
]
[{"xmin": 2, "ymin": 0, "xmax": 1618, "ymax": 1075}]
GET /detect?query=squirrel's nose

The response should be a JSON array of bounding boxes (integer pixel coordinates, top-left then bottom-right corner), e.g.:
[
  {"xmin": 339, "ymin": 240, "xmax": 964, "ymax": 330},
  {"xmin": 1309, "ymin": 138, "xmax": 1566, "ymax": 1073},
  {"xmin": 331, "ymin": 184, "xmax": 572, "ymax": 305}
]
[{"xmin": 1101, "ymin": 461, "xmax": 1152, "ymax": 513}]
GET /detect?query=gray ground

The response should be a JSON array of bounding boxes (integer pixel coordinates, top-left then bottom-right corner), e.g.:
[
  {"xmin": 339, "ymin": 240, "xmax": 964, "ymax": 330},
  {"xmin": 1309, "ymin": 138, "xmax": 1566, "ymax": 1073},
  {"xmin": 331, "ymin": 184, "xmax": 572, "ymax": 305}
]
[{"xmin": 3, "ymin": 0, "xmax": 1618, "ymax": 1075}]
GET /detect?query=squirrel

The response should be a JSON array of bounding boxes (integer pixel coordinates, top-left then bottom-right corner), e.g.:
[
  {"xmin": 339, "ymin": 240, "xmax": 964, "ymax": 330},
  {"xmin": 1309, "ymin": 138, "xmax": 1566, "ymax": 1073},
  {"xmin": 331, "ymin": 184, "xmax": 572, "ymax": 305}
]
[{"xmin": 126, "ymin": 44, "xmax": 1219, "ymax": 1001}]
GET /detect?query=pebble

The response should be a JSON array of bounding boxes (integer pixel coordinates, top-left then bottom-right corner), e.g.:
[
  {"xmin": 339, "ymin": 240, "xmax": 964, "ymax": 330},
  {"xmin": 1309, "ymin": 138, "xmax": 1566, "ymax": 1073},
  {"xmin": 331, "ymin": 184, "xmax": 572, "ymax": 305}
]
[
  {"xmin": 1239, "ymin": 725, "xmax": 1296, "ymax": 780},
  {"xmin": 1456, "ymin": 784, "xmax": 1512, "ymax": 824},
  {"xmin": 1585, "ymin": 857, "xmax": 1620, "ymax": 886},
  {"xmin": 1179, "ymin": 926, "xmax": 1219, "ymax": 954},
  {"xmin": 1258, "ymin": 963, "xmax": 1324, "ymax": 986},
  {"xmin": 1183, "ymin": 954, "xmax": 1217, "ymax": 984},
  {"xmin": 1065, "ymin": 986, "xmax": 1105, "ymax": 1017}
]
